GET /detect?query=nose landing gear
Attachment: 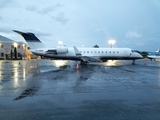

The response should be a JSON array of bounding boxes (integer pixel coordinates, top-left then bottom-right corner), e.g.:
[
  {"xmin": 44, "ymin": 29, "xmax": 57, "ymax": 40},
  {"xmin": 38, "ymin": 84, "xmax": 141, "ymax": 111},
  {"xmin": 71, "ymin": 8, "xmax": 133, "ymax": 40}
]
[{"xmin": 132, "ymin": 60, "xmax": 135, "ymax": 65}]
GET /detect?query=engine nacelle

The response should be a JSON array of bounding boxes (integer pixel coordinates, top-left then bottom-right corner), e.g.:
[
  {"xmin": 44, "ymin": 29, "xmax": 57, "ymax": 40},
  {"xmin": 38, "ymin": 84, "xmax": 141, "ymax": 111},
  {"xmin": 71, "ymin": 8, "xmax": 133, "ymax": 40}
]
[{"xmin": 56, "ymin": 46, "xmax": 68, "ymax": 54}]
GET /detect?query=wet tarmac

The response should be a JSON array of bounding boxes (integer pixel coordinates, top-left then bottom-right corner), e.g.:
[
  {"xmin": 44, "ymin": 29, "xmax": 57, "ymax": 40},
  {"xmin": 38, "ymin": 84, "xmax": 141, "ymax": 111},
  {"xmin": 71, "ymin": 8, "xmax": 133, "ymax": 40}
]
[{"xmin": 0, "ymin": 59, "xmax": 160, "ymax": 120}]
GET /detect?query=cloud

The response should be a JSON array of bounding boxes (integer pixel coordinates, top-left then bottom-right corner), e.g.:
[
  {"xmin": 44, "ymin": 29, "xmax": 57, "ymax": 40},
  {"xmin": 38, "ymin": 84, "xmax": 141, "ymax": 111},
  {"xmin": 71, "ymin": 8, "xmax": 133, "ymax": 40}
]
[
  {"xmin": 54, "ymin": 12, "xmax": 69, "ymax": 25},
  {"xmin": 25, "ymin": 5, "xmax": 37, "ymax": 11},
  {"xmin": 124, "ymin": 30, "xmax": 145, "ymax": 47},
  {"xmin": 25, "ymin": 3, "xmax": 64, "ymax": 14},
  {"xmin": 0, "ymin": 0, "xmax": 14, "ymax": 9},
  {"xmin": 37, "ymin": 3, "xmax": 64, "ymax": 14},
  {"xmin": 32, "ymin": 29, "xmax": 52, "ymax": 37},
  {"xmin": 0, "ymin": 16, "xmax": 2, "ymax": 21},
  {"xmin": 0, "ymin": 28, "xmax": 11, "ymax": 33},
  {"xmin": 136, "ymin": 42, "xmax": 145, "ymax": 46},
  {"xmin": 94, "ymin": 28, "xmax": 102, "ymax": 33},
  {"xmin": 0, "ymin": 23, "xmax": 14, "ymax": 33},
  {"xmin": 125, "ymin": 30, "xmax": 142, "ymax": 39},
  {"xmin": 38, "ymin": 6, "xmax": 56, "ymax": 14}
]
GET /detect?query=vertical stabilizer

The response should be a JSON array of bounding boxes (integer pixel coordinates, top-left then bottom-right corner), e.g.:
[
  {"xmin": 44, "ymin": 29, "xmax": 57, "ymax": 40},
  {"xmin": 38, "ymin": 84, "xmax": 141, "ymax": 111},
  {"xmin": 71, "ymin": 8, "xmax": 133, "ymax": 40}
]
[{"xmin": 13, "ymin": 30, "xmax": 46, "ymax": 49}]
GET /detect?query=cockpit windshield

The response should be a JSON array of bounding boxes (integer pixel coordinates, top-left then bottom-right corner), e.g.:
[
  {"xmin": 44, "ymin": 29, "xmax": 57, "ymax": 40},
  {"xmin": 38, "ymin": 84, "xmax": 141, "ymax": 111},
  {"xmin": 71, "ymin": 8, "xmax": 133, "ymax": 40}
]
[{"xmin": 131, "ymin": 50, "xmax": 137, "ymax": 53}]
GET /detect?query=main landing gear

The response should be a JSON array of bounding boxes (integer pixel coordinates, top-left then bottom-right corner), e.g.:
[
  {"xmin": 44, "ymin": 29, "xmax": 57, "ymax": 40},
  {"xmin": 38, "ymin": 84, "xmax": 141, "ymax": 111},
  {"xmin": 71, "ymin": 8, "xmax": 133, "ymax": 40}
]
[
  {"xmin": 80, "ymin": 61, "xmax": 88, "ymax": 65},
  {"xmin": 132, "ymin": 60, "xmax": 135, "ymax": 65}
]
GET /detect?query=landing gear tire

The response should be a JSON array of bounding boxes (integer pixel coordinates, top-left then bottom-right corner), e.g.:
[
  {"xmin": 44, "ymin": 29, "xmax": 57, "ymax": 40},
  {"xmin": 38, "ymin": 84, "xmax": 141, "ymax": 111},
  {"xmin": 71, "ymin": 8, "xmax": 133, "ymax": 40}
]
[{"xmin": 132, "ymin": 60, "xmax": 135, "ymax": 65}]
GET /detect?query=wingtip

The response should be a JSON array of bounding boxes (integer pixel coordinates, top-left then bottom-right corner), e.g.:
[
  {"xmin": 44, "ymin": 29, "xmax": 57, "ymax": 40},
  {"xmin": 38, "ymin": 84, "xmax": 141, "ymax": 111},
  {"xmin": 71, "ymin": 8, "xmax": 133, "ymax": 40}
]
[{"xmin": 13, "ymin": 30, "xmax": 24, "ymax": 35}]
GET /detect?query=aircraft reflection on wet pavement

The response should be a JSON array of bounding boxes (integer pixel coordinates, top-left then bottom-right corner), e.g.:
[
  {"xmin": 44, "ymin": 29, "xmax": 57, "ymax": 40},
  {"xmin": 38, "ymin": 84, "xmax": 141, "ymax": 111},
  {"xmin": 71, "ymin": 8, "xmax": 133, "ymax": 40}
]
[
  {"xmin": 1, "ymin": 59, "xmax": 160, "ymax": 120},
  {"xmin": 0, "ymin": 59, "xmax": 125, "ymax": 86},
  {"xmin": 0, "ymin": 59, "xmax": 157, "ymax": 101}
]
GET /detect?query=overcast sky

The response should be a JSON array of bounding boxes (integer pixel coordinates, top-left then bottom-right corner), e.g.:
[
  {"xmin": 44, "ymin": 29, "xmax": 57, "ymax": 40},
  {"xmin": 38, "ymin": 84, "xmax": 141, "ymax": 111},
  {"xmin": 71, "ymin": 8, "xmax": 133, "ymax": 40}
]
[{"xmin": 0, "ymin": 0, "xmax": 160, "ymax": 51}]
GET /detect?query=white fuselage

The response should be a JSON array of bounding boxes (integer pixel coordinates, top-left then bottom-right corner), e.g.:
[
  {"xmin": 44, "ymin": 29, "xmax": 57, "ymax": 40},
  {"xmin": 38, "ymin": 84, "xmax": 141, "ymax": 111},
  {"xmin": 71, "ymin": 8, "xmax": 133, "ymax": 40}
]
[
  {"xmin": 13, "ymin": 30, "xmax": 143, "ymax": 63},
  {"xmin": 147, "ymin": 55, "xmax": 160, "ymax": 59},
  {"xmin": 31, "ymin": 47, "xmax": 142, "ymax": 61},
  {"xmin": 147, "ymin": 49, "xmax": 160, "ymax": 60}
]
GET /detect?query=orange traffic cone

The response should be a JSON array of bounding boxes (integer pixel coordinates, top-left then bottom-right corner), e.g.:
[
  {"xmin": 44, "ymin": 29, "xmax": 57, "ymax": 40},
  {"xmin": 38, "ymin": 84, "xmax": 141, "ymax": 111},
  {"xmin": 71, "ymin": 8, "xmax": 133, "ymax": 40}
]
[{"xmin": 76, "ymin": 64, "xmax": 79, "ymax": 70}]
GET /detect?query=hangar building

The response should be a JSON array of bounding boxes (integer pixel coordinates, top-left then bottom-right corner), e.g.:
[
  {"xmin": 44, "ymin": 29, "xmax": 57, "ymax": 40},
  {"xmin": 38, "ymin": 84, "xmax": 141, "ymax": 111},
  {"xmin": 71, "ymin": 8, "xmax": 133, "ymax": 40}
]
[{"xmin": 0, "ymin": 34, "xmax": 33, "ymax": 60}]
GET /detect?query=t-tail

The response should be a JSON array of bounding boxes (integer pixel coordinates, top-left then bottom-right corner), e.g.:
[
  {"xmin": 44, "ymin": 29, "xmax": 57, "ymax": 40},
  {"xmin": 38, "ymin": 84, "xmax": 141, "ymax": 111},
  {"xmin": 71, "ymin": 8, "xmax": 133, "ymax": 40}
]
[{"xmin": 13, "ymin": 30, "xmax": 46, "ymax": 49}]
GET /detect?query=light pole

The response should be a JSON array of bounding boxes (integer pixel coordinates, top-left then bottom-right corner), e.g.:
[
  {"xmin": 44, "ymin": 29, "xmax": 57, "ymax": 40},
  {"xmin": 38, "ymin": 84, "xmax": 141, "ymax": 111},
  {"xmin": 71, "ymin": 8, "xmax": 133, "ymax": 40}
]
[
  {"xmin": 58, "ymin": 41, "xmax": 63, "ymax": 46},
  {"xmin": 108, "ymin": 40, "xmax": 116, "ymax": 48},
  {"xmin": 13, "ymin": 42, "xmax": 18, "ymax": 48}
]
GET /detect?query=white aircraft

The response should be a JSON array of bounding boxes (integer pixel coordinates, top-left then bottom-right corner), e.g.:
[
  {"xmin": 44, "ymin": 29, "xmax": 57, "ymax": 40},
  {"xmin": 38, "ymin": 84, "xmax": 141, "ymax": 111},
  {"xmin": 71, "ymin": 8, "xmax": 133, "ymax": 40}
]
[
  {"xmin": 13, "ymin": 30, "xmax": 142, "ymax": 65},
  {"xmin": 147, "ymin": 49, "xmax": 160, "ymax": 60}
]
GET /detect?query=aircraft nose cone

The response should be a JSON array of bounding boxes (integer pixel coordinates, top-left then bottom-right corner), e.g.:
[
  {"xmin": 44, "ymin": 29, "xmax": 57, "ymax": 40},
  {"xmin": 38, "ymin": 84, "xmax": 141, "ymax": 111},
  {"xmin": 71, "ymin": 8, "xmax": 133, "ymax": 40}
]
[{"xmin": 139, "ymin": 54, "xmax": 143, "ymax": 58}]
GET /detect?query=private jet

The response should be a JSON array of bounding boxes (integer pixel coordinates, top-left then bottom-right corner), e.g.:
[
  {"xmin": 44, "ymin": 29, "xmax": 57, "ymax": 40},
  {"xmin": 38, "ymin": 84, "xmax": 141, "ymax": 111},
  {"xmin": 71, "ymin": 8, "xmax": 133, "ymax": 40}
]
[
  {"xmin": 147, "ymin": 49, "xmax": 160, "ymax": 61},
  {"xmin": 13, "ymin": 30, "xmax": 142, "ymax": 65}
]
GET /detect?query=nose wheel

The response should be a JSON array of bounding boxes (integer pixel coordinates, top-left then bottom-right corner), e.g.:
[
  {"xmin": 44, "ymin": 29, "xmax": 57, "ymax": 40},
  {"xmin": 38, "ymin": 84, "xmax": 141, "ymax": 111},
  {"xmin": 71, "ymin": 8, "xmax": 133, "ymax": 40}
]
[{"xmin": 132, "ymin": 60, "xmax": 135, "ymax": 65}]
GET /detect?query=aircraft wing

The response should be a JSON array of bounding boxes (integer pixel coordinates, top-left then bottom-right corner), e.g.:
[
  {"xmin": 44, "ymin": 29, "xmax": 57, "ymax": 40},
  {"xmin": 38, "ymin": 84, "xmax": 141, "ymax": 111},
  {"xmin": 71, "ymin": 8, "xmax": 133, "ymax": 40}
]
[
  {"xmin": 82, "ymin": 56, "xmax": 101, "ymax": 62},
  {"xmin": 73, "ymin": 46, "xmax": 101, "ymax": 62}
]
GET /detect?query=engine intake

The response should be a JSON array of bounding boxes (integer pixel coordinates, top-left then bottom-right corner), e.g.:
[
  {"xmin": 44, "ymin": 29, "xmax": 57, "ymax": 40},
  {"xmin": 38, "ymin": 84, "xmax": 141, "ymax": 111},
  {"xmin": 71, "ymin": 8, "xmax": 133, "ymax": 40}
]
[{"xmin": 56, "ymin": 46, "xmax": 68, "ymax": 54}]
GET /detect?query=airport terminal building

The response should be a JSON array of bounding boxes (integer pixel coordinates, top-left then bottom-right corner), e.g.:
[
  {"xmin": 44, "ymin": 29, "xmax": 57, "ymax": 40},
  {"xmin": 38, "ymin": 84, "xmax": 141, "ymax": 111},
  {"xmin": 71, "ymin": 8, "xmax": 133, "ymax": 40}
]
[{"xmin": 0, "ymin": 35, "xmax": 34, "ymax": 60}]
